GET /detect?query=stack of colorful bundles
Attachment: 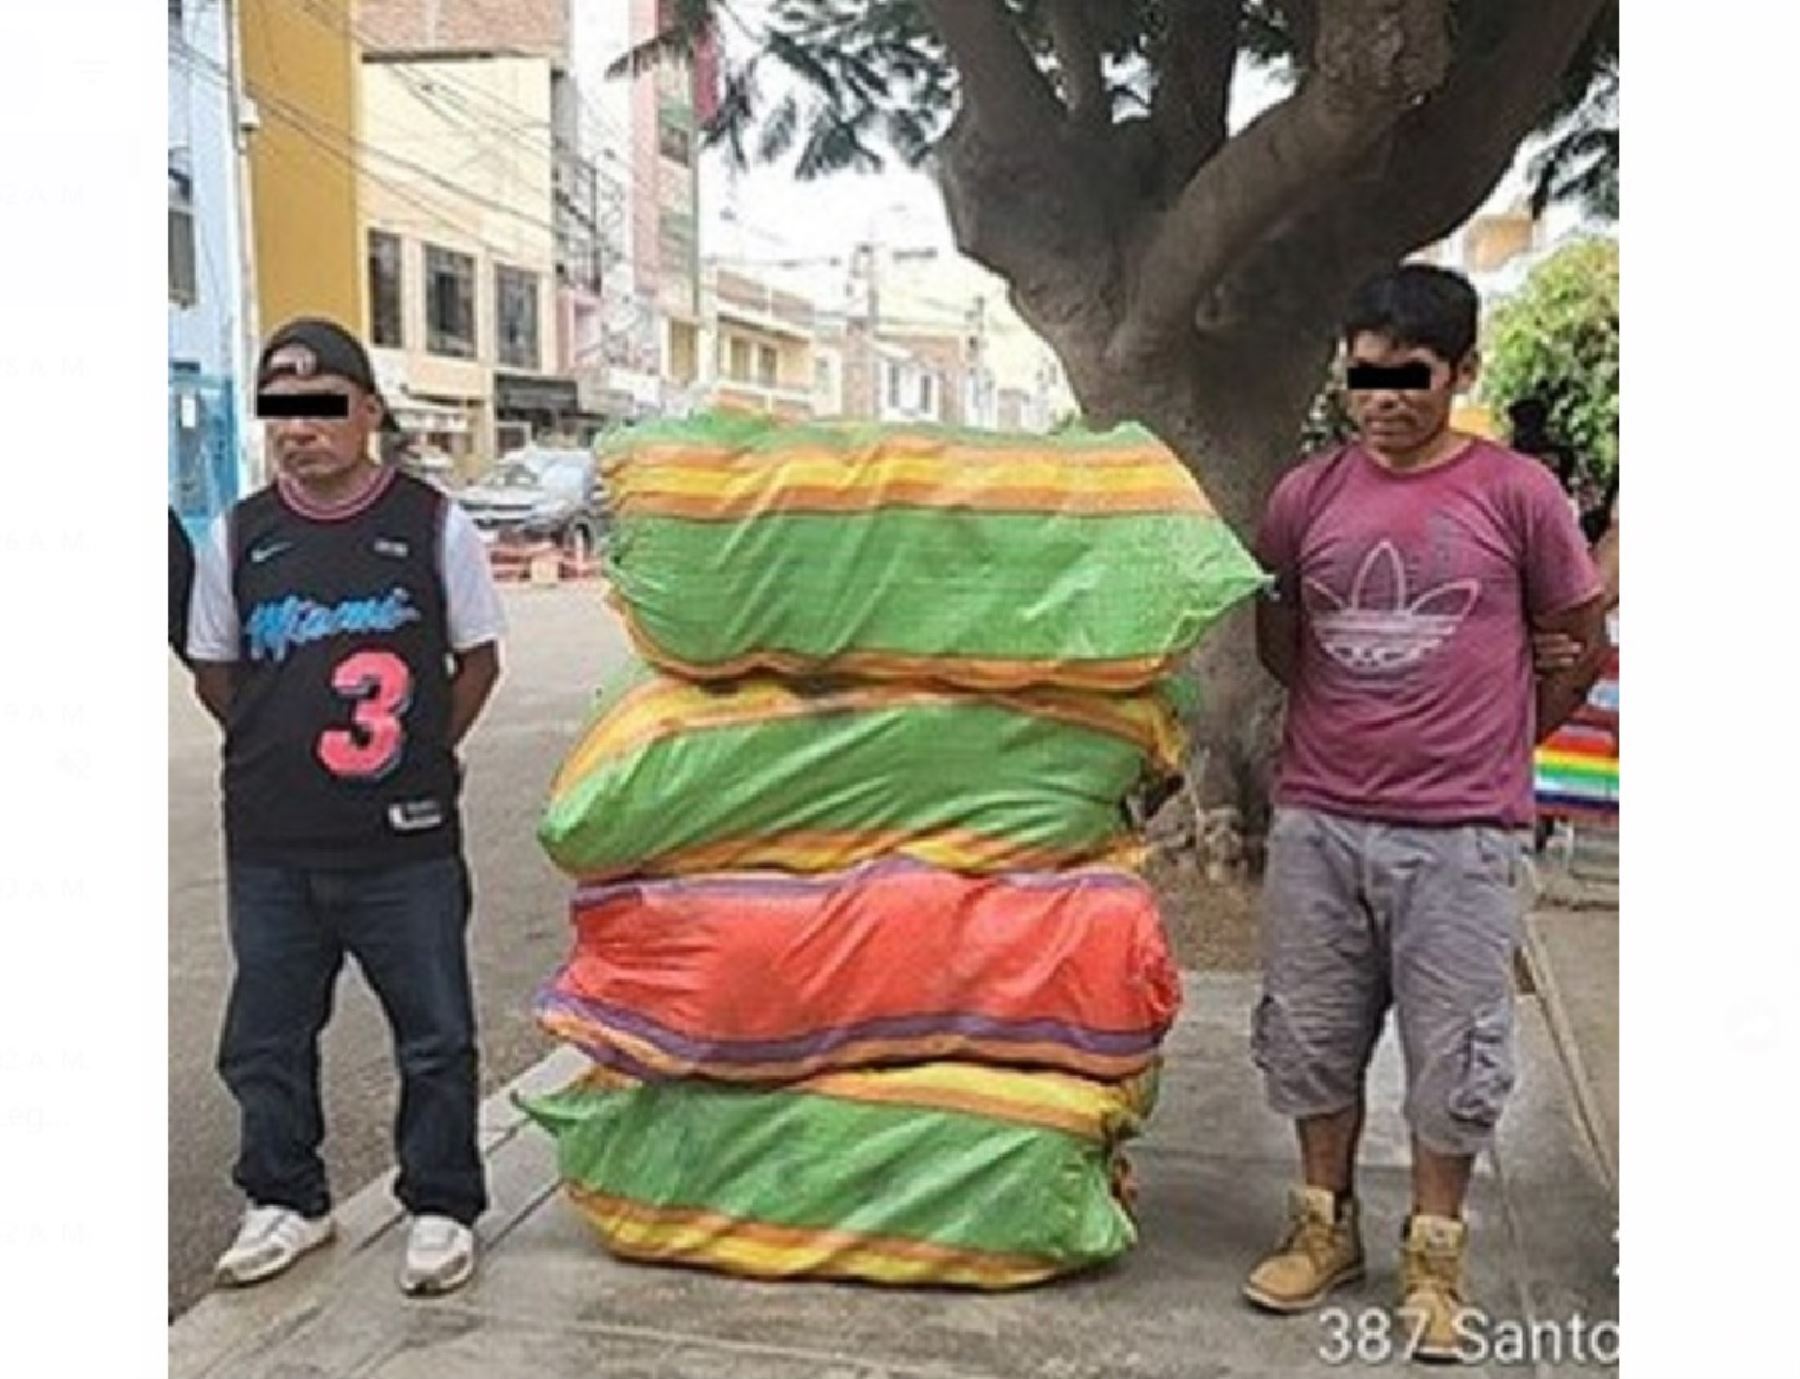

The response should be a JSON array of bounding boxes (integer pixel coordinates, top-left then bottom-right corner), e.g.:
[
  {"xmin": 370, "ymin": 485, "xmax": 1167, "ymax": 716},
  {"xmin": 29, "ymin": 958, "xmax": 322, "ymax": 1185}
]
[{"xmin": 522, "ymin": 416, "xmax": 1265, "ymax": 1288}]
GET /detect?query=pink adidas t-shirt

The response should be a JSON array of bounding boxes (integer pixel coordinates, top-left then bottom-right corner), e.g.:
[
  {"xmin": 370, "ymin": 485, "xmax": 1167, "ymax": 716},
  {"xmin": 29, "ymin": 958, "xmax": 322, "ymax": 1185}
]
[{"xmin": 1256, "ymin": 439, "xmax": 1601, "ymax": 828}]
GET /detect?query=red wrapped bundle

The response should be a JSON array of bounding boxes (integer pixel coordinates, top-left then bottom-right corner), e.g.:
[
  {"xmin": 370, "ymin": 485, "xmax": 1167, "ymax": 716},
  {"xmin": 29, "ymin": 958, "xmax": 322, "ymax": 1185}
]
[{"xmin": 535, "ymin": 859, "xmax": 1180, "ymax": 1083}]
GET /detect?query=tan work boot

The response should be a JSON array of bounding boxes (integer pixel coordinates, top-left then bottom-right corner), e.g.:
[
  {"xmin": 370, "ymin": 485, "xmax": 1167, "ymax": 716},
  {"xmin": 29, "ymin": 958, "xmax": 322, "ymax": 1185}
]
[
  {"xmin": 1242, "ymin": 1185, "xmax": 1365, "ymax": 1313},
  {"xmin": 1398, "ymin": 1214, "xmax": 1473, "ymax": 1364}
]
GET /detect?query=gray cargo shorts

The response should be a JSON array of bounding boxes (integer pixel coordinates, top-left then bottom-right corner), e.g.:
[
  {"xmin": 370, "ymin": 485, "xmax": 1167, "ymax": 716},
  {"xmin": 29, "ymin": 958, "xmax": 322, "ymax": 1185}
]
[{"xmin": 1251, "ymin": 806, "xmax": 1533, "ymax": 1156}]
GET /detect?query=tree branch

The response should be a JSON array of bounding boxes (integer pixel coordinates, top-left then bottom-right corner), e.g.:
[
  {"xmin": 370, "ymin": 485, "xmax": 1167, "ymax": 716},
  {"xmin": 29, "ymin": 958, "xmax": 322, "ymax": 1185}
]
[
  {"xmin": 1047, "ymin": 0, "xmax": 1107, "ymax": 130},
  {"xmin": 1117, "ymin": 0, "xmax": 1453, "ymax": 360},
  {"xmin": 1151, "ymin": 0, "xmax": 1241, "ymax": 192},
  {"xmin": 1274, "ymin": 0, "xmax": 1319, "ymax": 62},
  {"xmin": 918, "ymin": 0, "xmax": 1063, "ymax": 140},
  {"xmin": 1185, "ymin": 0, "xmax": 1609, "ymax": 360},
  {"xmin": 1329, "ymin": 0, "xmax": 1610, "ymax": 262}
]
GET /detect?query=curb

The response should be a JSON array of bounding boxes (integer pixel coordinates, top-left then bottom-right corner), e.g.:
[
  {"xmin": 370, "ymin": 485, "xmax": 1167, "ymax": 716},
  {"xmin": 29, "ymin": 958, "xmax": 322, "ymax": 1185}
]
[
  {"xmin": 487, "ymin": 543, "xmax": 605, "ymax": 583},
  {"xmin": 1519, "ymin": 908, "xmax": 1618, "ymax": 1200},
  {"xmin": 169, "ymin": 1044, "xmax": 588, "ymax": 1379}
]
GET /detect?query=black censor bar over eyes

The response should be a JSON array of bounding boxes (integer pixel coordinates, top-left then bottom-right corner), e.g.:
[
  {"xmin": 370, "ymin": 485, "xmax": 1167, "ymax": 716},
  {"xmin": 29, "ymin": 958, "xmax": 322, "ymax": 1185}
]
[
  {"xmin": 257, "ymin": 392, "xmax": 352, "ymax": 420},
  {"xmin": 1345, "ymin": 363, "xmax": 1435, "ymax": 390}
]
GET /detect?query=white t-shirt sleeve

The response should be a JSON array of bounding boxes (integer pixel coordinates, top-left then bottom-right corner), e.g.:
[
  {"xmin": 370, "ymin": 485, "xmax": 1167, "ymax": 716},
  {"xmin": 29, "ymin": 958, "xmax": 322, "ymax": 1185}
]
[
  {"xmin": 186, "ymin": 517, "xmax": 240, "ymax": 663},
  {"xmin": 440, "ymin": 501, "xmax": 506, "ymax": 652}
]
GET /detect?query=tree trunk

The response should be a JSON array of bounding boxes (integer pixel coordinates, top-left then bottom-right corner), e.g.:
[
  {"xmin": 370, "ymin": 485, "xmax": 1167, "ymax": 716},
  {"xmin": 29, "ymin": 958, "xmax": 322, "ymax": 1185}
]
[
  {"xmin": 1061, "ymin": 320, "xmax": 1333, "ymax": 844},
  {"xmin": 993, "ymin": 227, "xmax": 1343, "ymax": 837},
  {"xmin": 924, "ymin": 0, "xmax": 1613, "ymax": 836}
]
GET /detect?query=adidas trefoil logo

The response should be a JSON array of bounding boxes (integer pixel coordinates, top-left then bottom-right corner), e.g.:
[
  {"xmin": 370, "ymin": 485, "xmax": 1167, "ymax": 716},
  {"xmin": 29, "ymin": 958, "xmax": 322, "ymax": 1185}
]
[{"xmin": 1305, "ymin": 540, "xmax": 1479, "ymax": 675}]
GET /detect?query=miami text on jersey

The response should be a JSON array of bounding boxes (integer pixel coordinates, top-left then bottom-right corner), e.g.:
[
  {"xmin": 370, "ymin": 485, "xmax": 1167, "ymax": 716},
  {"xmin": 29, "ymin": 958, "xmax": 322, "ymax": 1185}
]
[{"xmin": 245, "ymin": 588, "xmax": 423, "ymax": 664}]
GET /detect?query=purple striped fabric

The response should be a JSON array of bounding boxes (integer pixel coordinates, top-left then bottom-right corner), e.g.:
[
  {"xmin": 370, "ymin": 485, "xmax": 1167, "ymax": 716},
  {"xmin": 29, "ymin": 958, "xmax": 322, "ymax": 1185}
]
[{"xmin": 533, "ymin": 986, "xmax": 1164, "ymax": 1068}]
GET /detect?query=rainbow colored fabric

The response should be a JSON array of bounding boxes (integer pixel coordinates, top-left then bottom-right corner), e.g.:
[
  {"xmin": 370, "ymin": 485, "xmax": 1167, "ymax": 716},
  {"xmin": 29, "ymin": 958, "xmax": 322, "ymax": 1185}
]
[
  {"xmin": 598, "ymin": 415, "xmax": 1267, "ymax": 692},
  {"xmin": 1536, "ymin": 641, "xmax": 1619, "ymax": 822},
  {"xmin": 535, "ymin": 859, "xmax": 1181, "ymax": 1083},
  {"xmin": 520, "ymin": 1060, "xmax": 1155, "ymax": 1288},
  {"xmin": 537, "ymin": 660, "xmax": 1189, "ymax": 881}
]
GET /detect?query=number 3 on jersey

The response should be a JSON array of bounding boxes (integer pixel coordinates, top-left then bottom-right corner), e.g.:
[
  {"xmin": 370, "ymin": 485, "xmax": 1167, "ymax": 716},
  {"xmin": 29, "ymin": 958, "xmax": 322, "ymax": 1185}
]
[{"xmin": 318, "ymin": 650, "xmax": 413, "ymax": 780}]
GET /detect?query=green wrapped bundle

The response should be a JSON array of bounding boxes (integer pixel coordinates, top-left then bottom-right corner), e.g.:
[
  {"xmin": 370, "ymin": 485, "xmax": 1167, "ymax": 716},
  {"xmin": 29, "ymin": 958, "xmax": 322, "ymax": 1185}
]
[
  {"xmin": 537, "ymin": 660, "xmax": 1189, "ymax": 881},
  {"xmin": 599, "ymin": 415, "xmax": 1267, "ymax": 692},
  {"xmin": 521, "ymin": 1060, "xmax": 1155, "ymax": 1288}
]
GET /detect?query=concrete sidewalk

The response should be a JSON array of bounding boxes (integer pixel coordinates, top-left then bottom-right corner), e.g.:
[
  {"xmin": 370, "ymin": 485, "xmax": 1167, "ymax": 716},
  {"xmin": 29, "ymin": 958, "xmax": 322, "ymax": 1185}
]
[
  {"xmin": 1521, "ymin": 831, "xmax": 1620, "ymax": 1198},
  {"xmin": 170, "ymin": 974, "xmax": 1618, "ymax": 1379}
]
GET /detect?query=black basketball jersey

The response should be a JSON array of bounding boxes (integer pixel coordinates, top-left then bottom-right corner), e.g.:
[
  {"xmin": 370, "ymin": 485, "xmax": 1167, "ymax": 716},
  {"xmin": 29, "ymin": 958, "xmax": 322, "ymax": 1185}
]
[{"xmin": 223, "ymin": 469, "xmax": 461, "ymax": 868}]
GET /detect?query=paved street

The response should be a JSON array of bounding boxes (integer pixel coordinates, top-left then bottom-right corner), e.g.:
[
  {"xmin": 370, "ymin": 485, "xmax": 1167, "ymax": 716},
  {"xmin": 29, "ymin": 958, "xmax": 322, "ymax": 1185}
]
[{"xmin": 167, "ymin": 581, "xmax": 631, "ymax": 1318}]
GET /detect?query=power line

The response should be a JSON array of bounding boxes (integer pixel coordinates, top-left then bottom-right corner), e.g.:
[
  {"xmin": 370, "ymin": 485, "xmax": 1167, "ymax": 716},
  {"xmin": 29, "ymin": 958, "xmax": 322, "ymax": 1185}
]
[
  {"xmin": 174, "ymin": 43, "xmax": 559, "ymax": 272},
  {"xmin": 174, "ymin": 26, "xmax": 988, "ymax": 351},
  {"xmin": 175, "ymin": 43, "xmax": 708, "ymax": 327},
  {"xmin": 181, "ymin": 42, "xmax": 987, "ymax": 352},
  {"xmin": 295, "ymin": 0, "xmax": 645, "ymax": 206},
  {"xmin": 278, "ymin": 1, "xmax": 825, "ymax": 293},
  {"xmin": 178, "ymin": 39, "xmax": 579, "ymax": 253}
]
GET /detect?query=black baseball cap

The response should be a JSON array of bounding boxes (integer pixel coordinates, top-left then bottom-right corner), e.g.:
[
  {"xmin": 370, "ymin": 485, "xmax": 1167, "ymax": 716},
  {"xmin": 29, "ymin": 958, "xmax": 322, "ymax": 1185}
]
[{"xmin": 257, "ymin": 317, "xmax": 400, "ymax": 432}]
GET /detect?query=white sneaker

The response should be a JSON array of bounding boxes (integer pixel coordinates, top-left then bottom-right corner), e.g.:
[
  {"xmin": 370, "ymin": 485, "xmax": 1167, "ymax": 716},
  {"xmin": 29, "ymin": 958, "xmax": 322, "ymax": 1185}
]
[
  {"xmin": 214, "ymin": 1204, "xmax": 336, "ymax": 1287},
  {"xmin": 400, "ymin": 1214, "xmax": 477, "ymax": 1296}
]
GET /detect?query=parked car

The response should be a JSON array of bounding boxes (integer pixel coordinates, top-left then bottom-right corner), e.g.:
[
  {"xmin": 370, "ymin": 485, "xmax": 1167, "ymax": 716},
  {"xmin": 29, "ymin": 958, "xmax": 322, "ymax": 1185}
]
[
  {"xmin": 454, "ymin": 446, "xmax": 609, "ymax": 560},
  {"xmin": 395, "ymin": 447, "xmax": 457, "ymax": 493}
]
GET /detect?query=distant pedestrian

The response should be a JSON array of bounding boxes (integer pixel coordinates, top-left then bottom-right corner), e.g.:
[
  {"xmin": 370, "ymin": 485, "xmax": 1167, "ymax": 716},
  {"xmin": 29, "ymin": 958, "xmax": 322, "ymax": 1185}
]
[
  {"xmin": 1507, "ymin": 396, "xmax": 1580, "ymax": 501},
  {"xmin": 1580, "ymin": 471, "xmax": 1619, "ymax": 549},
  {"xmin": 1245, "ymin": 266, "xmax": 1605, "ymax": 1360},
  {"xmin": 187, "ymin": 318, "xmax": 505, "ymax": 1296}
]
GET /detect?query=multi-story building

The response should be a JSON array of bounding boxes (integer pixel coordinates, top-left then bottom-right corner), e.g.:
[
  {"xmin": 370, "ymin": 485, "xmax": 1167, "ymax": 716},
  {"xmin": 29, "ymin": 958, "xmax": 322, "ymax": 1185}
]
[
  {"xmin": 701, "ymin": 266, "xmax": 817, "ymax": 421},
  {"xmin": 573, "ymin": 0, "xmax": 715, "ymax": 417},
  {"xmin": 851, "ymin": 242, "xmax": 1077, "ymax": 432},
  {"xmin": 239, "ymin": 0, "xmax": 363, "ymax": 337},
  {"xmin": 357, "ymin": 0, "xmax": 592, "ymax": 473},
  {"xmin": 1413, "ymin": 200, "xmax": 1549, "ymax": 302},
  {"xmin": 358, "ymin": 54, "xmax": 566, "ymax": 474},
  {"xmin": 811, "ymin": 321, "xmax": 847, "ymax": 418},
  {"xmin": 568, "ymin": 1, "xmax": 659, "ymax": 421},
  {"xmin": 1409, "ymin": 189, "xmax": 1606, "ymax": 439},
  {"xmin": 167, "ymin": 0, "xmax": 254, "ymax": 533}
]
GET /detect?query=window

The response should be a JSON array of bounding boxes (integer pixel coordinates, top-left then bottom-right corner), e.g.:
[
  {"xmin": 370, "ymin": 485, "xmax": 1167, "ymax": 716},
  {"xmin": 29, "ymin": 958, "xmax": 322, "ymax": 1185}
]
[
  {"xmin": 659, "ymin": 120, "xmax": 693, "ymax": 166},
  {"xmin": 886, "ymin": 363, "xmax": 903, "ymax": 409},
  {"xmin": 756, "ymin": 344, "xmax": 778, "ymax": 389},
  {"xmin": 367, "ymin": 231, "xmax": 404, "ymax": 347},
  {"xmin": 168, "ymin": 166, "xmax": 196, "ymax": 307},
  {"xmin": 658, "ymin": 211, "xmax": 696, "ymax": 272},
  {"xmin": 496, "ymin": 265, "xmax": 540, "ymax": 371},
  {"xmin": 424, "ymin": 244, "xmax": 476, "ymax": 358},
  {"xmin": 728, "ymin": 336, "xmax": 753, "ymax": 383},
  {"xmin": 918, "ymin": 372, "xmax": 935, "ymax": 415}
]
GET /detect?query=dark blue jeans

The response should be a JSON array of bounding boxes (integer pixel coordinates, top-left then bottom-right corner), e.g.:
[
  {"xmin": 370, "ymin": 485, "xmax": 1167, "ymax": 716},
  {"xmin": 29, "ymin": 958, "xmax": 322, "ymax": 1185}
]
[{"xmin": 217, "ymin": 855, "xmax": 487, "ymax": 1226}]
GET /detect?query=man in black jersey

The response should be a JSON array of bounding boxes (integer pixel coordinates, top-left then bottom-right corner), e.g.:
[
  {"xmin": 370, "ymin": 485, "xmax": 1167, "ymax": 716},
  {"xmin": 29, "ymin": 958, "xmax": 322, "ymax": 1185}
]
[{"xmin": 187, "ymin": 318, "xmax": 505, "ymax": 1296}]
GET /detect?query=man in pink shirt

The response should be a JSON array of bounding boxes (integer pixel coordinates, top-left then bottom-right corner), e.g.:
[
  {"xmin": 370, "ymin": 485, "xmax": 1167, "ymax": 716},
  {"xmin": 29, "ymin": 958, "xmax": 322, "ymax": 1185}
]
[{"xmin": 1242, "ymin": 265, "xmax": 1604, "ymax": 1361}]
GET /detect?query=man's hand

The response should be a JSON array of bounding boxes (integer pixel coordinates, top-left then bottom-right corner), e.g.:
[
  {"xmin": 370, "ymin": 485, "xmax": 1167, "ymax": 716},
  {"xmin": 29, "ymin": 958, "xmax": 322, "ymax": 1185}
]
[
  {"xmin": 448, "ymin": 641, "xmax": 502, "ymax": 748},
  {"xmin": 191, "ymin": 661, "xmax": 235, "ymax": 728},
  {"xmin": 1532, "ymin": 597, "xmax": 1607, "ymax": 742},
  {"xmin": 1254, "ymin": 587, "xmax": 1300, "ymax": 689},
  {"xmin": 1531, "ymin": 631, "xmax": 1585, "ymax": 676}
]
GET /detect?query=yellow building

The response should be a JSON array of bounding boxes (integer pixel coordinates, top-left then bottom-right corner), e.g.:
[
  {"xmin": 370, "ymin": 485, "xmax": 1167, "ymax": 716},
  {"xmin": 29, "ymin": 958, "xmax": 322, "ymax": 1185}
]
[
  {"xmin": 239, "ymin": 0, "xmax": 362, "ymax": 335},
  {"xmin": 1452, "ymin": 402, "xmax": 1500, "ymax": 439},
  {"xmin": 358, "ymin": 53, "xmax": 563, "ymax": 477}
]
